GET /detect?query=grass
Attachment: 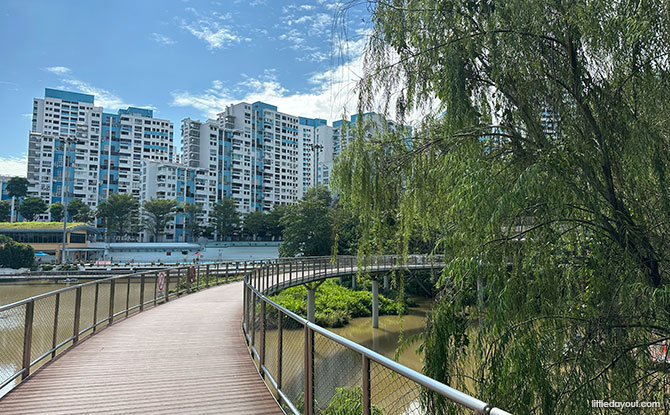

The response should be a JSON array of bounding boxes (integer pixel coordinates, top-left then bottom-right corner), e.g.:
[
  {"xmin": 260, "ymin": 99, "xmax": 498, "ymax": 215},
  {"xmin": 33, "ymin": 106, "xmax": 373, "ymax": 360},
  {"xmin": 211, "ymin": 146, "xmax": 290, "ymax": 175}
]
[{"xmin": 0, "ymin": 222, "xmax": 90, "ymax": 230}]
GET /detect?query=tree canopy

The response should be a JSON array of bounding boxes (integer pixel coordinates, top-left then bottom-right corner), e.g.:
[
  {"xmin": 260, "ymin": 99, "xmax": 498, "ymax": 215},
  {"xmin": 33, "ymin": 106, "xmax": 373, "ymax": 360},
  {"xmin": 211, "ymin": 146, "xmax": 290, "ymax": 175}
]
[
  {"xmin": 6, "ymin": 177, "xmax": 28, "ymax": 199},
  {"xmin": 182, "ymin": 202, "xmax": 203, "ymax": 242},
  {"xmin": 279, "ymin": 187, "xmax": 333, "ymax": 257},
  {"xmin": 50, "ymin": 202, "xmax": 64, "ymax": 222},
  {"xmin": 0, "ymin": 200, "xmax": 10, "ymax": 222},
  {"xmin": 66, "ymin": 198, "xmax": 93, "ymax": 223},
  {"xmin": 335, "ymin": 0, "xmax": 670, "ymax": 413},
  {"xmin": 19, "ymin": 197, "xmax": 47, "ymax": 221},
  {"xmin": 97, "ymin": 194, "xmax": 139, "ymax": 242},
  {"xmin": 143, "ymin": 198, "xmax": 178, "ymax": 242},
  {"xmin": 211, "ymin": 198, "xmax": 239, "ymax": 240}
]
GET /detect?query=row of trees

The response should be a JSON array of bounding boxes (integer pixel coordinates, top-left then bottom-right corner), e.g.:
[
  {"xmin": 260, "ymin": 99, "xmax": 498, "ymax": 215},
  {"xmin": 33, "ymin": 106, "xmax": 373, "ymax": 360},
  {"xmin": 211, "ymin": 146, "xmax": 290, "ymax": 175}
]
[{"xmin": 99, "ymin": 194, "xmax": 290, "ymax": 243}]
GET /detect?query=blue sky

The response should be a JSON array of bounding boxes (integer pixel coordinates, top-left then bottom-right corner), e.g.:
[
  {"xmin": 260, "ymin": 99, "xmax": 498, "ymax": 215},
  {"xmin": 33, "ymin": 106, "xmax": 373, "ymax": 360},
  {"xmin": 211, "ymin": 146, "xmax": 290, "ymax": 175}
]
[{"xmin": 0, "ymin": 0, "xmax": 371, "ymax": 176}]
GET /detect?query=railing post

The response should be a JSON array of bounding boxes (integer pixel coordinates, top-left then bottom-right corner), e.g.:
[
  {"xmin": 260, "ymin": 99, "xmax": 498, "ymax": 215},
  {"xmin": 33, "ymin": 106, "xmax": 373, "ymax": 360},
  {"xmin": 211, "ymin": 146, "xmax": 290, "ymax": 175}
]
[
  {"xmin": 52, "ymin": 293, "xmax": 60, "ymax": 358},
  {"xmin": 226, "ymin": 262, "xmax": 230, "ymax": 282},
  {"xmin": 277, "ymin": 309, "xmax": 283, "ymax": 399},
  {"xmin": 140, "ymin": 274, "xmax": 145, "ymax": 311},
  {"xmin": 302, "ymin": 260, "xmax": 305, "ymax": 281},
  {"xmin": 92, "ymin": 283, "xmax": 99, "ymax": 333},
  {"xmin": 362, "ymin": 355, "xmax": 371, "ymax": 415},
  {"xmin": 125, "ymin": 276, "xmax": 131, "ymax": 317},
  {"xmin": 289, "ymin": 262, "xmax": 293, "ymax": 285},
  {"xmin": 206, "ymin": 264, "xmax": 210, "ymax": 287},
  {"xmin": 109, "ymin": 279, "xmax": 116, "ymax": 325},
  {"xmin": 251, "ymin": 291, "xmax": 256, "ymax": 347},
  {"xmin": 260, "ymin": 300, "xmax": 266, "ymax": 375},
  {"xmin": 242, "ymin": 282, "xmax": 247, "ymax": 331},
  {"xmin": 372, "ymin": 278, "xmax": 379, "ymax": 329},
  {"xmin": 163, "ymin": 268, "xmax": 171, "ymax": 303},
  {"xmin": 304, "ymin": 324, "xmax": 314, "ymax": 415},
  {"xmin": 153, "ymin": 271, "xmax": 158, "ymax": 306},
  {"xmin": 73, "ymin": 286, "xmax": 82, "ymax": 343},
  {"xmin": 22, "ymin": 300, "xmax": 34, "ymax": 380}
]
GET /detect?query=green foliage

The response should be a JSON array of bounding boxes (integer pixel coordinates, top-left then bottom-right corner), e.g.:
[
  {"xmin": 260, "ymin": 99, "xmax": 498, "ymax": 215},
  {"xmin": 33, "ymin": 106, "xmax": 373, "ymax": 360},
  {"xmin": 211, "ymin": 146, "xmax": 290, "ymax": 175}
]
[
  {"xmin": 6, "ymin": 177, "xmax": 28, "ymax": 198},
  {"xmin": 321, "ymin": 387, "xmax": 383, "ymax": 415},
  {"xmin": 243, "ymin": 211, "xmax": 267, "ymax": 238},
  {"xmin": 0, "ymin": 234, "xmax": 34, "ymax": 268},
  {"xmin": 97, "ymin": 193, "xmax": 139, "ymax": 242},
  {"xmin": 280, "ymin": 187, "xmax": 334, "ymax": 257},
  {"xmin": 0, "ymin": 200, "xmax": 10, "ymax": 222},
  {"xmin": 19, "ymin": 197, "xmax": 47, "ymax": 221},
  {"xmin": 211, "ymin": 197, "xmax": 239, "ymax": 240},
  {"xmin": 143, "ymin": 198, "xmax": 178, "ymax": 242},
  {"xmin": 336, "ymin": 1, "xmax": 670, "ymax": 413},
  {"xmin": 270, "ymin": 279, "xmax": 403, "ymax": 327},
  {"xmin": 182, "ymin": 202, "xmax": 203, "ymax": 242},
  {"xmin": 66, "ymin": 198, "xmax": 93, "ymax": 223},
  {"xmin": 50, "ymin": 202, "xmax": 64, "ymax": 222}
]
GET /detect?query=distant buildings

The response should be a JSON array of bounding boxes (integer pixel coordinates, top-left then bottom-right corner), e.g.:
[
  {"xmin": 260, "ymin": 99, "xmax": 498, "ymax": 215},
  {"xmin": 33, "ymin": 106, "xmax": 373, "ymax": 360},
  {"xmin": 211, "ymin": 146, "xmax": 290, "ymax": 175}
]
[
  {"xmin": 26, "ymin": 88, "xmax": 405, "ymax": 241},
  {"xmin": 27, "ymin": 88, "xmax": 173, "ymax": 219}
]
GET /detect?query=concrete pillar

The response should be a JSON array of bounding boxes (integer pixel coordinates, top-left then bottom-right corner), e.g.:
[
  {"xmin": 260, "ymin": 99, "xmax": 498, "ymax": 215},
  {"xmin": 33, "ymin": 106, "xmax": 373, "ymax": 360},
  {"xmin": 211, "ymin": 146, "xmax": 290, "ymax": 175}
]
[
  {"xmin": 351, "ymin": 275, "xmax": 357, "ymax": 289},
  {"xmin": 307, "ymin": 286, "xmax": 316, "ymax": 323},
  {"xmin": 372, "ymin": 279, "xmax": 379, "ymax": 328},
  {"xmin": 383, "ymin": 275, "xmax": 389, "ymax": 291}
]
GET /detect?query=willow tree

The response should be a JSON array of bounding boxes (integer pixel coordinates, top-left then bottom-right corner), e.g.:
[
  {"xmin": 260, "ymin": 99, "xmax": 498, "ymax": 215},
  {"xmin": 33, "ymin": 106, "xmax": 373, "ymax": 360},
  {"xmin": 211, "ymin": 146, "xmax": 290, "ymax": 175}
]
[{"xmin": 334, "ymin": 1, "xmax": 670, "ymax": 413}]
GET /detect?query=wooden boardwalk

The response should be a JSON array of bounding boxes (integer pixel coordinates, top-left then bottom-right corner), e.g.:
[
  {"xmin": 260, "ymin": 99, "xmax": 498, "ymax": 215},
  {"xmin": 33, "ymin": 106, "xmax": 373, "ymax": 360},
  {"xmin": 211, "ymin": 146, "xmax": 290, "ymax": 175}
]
[{"xmin": 0, "ymin": 281, "xmax": 282, "ymax": 414}]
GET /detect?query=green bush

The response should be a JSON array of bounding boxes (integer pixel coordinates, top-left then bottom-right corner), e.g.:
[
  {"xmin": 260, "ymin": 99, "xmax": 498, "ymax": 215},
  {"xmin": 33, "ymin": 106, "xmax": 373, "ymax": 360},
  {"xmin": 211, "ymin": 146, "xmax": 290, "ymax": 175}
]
[
  {"xmin": 321, "ymin": 387, "xmax": 383, "ymax": 415},
  {"xmin": 0, "ymin": 234, "xmax": 34, "ymax": 269},
  {"xmin": 270, "ymin": 279, "xmax": 404, "ymax": 327}
]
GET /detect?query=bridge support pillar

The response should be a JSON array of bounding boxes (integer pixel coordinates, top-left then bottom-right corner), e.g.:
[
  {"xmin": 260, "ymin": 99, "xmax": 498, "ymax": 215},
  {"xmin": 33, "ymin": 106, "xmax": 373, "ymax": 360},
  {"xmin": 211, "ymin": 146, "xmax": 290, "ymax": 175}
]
[
  {"xmin": 383, "ymin": 274, "xmax": 389, "ymax": 291},
  {"xmin": 307, "ymin": 287, "xmax": 316, "ymax": 323},
  {"xmin": 351, "ymin": 275, "xmax": 357, "ymax": 289},
  {"xmin": 372, "ymin": 279, "xmax": 379, "ymax": 329}
]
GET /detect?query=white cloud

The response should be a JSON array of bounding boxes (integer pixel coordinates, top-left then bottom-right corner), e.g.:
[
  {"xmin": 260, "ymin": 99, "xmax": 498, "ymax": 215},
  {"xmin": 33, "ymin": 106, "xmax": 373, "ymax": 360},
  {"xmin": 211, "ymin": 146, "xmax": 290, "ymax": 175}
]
[
  {"xmin": 45, "ymin": 66, "xmax": 71, "ymax": 75},
  {"xmin": 170, "ymin": 38, "xmax": 367, "ymax": 123},
  {"xmin": 0, "ymin": 155, "xmax": 27, "ymax": 177},
  {"xmin": 58, "ymin": 79, "xmax": 129, "ymax": 111},
  {"xmin": 151, "ymin": 32, "xmax": 176, "ymax": 45},
  {"xmin": 169, "ymin": 27, "xmax": 425, "ymax": 126},
  {"xmin": 180, "ymin": 8, "xmax": 243, "ymax": 49}
]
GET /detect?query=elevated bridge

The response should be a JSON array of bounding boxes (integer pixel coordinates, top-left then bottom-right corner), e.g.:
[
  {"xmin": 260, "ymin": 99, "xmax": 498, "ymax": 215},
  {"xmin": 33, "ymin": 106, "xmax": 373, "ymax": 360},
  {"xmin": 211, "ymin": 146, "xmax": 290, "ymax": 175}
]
[{"xmin": 0, "ymin": 256, "xmax": 510, "ymax": 414}]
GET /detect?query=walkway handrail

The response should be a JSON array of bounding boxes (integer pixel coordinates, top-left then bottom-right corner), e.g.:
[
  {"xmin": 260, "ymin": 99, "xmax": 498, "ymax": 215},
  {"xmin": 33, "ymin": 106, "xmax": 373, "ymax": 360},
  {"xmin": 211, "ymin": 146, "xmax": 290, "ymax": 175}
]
[
  {"xmin": 0, "ymin": 259, "xmax": 263, "ymax": 397},
  {"xmin": 242, "ymin": 255, "xmax": 511, "ymax": 415}
]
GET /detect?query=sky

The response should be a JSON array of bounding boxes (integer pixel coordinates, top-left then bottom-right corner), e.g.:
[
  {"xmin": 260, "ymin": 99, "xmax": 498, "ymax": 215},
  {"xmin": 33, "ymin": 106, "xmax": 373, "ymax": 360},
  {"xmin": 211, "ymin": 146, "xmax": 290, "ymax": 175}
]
[{"xmin": 0, "ymin": 0, "xmax": 372, "ymax": 176}]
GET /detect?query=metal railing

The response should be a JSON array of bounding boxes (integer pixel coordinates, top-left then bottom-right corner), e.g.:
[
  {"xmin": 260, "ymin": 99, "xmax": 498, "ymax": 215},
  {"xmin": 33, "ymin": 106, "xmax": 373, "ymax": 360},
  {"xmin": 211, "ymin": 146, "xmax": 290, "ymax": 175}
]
[
  {"xmin": 242, "ymin": 255, "xmax": 511, "ymax": 415},
  {"xmin": 0, "ymin": 260, "xmax": 255, "ymax": 397}
]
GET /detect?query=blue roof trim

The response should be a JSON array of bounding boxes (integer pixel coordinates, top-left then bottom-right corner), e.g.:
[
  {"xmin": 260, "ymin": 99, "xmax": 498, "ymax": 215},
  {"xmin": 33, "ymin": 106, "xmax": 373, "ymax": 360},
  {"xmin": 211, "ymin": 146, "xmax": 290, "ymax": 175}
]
[{"xmin": 45, "ymin": 88, "xmax": 94, "ymax": 104}]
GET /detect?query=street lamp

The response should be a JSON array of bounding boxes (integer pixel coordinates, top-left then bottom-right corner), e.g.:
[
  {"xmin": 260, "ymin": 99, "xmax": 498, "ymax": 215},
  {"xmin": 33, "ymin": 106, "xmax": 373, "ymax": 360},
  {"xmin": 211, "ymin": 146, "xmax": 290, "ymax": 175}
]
[
  {"xmin": 307, "ymin": 143, "xmax": 323, "ymax": 189},
  {"xmin": 60, "ymin": 137, "xmax": 76, "ymax": 264}
]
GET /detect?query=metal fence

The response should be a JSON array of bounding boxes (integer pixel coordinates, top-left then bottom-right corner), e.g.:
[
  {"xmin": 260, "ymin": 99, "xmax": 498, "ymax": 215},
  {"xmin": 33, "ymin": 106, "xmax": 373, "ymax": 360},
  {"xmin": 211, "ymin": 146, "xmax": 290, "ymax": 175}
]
[
  {"xmin": 242, "ymin": 255, "xmax": 512, "ymax": 415},
  {"xmin": 0, "ymin": 261, "xmax": 253, "ymax": 397}
]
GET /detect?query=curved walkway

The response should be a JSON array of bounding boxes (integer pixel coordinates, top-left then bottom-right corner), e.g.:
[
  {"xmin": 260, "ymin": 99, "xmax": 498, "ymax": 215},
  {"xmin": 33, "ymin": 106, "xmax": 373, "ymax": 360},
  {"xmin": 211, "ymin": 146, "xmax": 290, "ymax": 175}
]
[{"xmin": 0, "ymin": 281, "xmax": 282, "ymax": 415}]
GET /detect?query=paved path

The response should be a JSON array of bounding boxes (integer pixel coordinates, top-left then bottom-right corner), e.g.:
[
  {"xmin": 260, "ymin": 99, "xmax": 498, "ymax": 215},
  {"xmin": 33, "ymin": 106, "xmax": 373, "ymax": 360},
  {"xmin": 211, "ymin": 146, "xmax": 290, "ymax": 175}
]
[{"xmin": 0, "ymin": 281, "xmax": 282, "ymax": 414}]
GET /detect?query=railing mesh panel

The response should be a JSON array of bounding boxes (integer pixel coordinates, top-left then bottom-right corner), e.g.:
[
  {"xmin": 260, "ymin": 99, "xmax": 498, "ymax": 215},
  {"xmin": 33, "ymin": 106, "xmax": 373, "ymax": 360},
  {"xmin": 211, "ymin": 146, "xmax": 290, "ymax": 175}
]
[
  {"xmin": 313, "ymin": 331, "xmax": 362, "ymax": 411},
  {"xmin": 78, "ymin": 284, "xmax": 97, "ymax": 337},
  {"xmin": 371, "ymin": 360, "xmax": 425, "ymax": 415},
  {"xmin": 30, "ymin": 295, "xmax": 56, "ymax": 363},
  {"xmin": 55, "ymin": 289, "xmax": 75, "ymax": 352},
  {"xmin": 95, "ymin": 281, "xmax": 111, "ymax": 326},
  {"xmin": 0, "ymin": 305, "xmax": 25, "ymax": 389},
  {"xmin": 280, "ymin": 312, "xmax": 306, "ymax": 412}
]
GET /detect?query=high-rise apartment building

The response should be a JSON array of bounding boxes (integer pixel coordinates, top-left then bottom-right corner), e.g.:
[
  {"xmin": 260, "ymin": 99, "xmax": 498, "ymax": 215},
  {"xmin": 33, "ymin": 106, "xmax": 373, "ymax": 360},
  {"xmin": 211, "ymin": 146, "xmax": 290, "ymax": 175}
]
[
  {"xmin": 180, "ymin": 101, "xmax": 335, "ymax": 214},
  {"xmin": 26, "ymin": 88, "xmax": 174, "ymax": 219}
]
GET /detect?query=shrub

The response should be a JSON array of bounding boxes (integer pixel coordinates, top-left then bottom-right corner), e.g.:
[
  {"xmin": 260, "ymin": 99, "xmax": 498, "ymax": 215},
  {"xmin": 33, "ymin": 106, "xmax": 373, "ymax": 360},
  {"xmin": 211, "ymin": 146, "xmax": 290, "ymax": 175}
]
[
  {"xmin": 0, "ymin": 234, "xmax": 34, "ymax": 269},
  {"xmin": 321, "ymin": 387, "xmax": 383, "ymax": 415},
  {"xmin": 270, "ymin": 279, "xmax": 405, "ymax": 327}
]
